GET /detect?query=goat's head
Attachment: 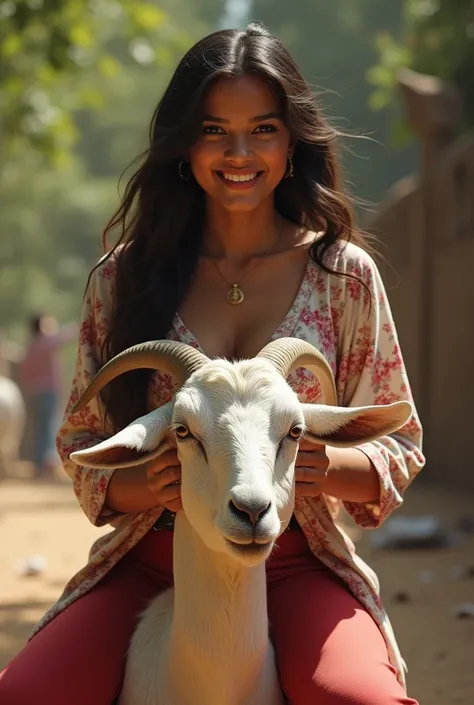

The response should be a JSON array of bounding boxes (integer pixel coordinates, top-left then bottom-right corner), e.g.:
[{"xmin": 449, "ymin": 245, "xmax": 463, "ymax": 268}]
[{"xmin": 69, "ymin": 339, "xmax": 413, "ymax": 566}]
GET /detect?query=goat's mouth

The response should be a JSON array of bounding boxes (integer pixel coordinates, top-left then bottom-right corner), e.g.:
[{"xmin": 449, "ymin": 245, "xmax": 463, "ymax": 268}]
[{"xmin": 225, "ymin": 538, "xmax": 273, "ymax": 558}]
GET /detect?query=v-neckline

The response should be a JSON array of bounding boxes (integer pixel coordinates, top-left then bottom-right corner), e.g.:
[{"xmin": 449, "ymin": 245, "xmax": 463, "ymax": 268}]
[{"xmin": 172, "ymin": 256, "xmax": 319, "ymax": 357}]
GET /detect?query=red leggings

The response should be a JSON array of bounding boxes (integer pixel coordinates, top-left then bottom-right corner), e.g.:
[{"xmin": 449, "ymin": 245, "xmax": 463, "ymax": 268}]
[{"xmin": 0, "ymin": 524, "xmax": 418, "ymax": 705}]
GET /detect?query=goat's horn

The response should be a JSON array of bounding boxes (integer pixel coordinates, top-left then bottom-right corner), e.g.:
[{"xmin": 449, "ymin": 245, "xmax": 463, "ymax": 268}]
[
  {"xmin": 257, "ymin": 338, "xmax": 337, "ymax": 405},
  {"xmin": 71, "ymin": 340, "xmax": 209, "ymax": 413}
]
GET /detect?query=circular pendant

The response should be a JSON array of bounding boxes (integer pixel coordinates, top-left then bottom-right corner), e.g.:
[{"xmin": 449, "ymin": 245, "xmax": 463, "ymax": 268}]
[{"xmin": 227, "ymin": 284, "xmax": 244, "ymax": 305}]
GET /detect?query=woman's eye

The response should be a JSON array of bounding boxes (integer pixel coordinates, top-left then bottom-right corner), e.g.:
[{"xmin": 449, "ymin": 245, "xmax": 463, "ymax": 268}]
[
  {"xmin": 202, "ymin": 125, "xmax": 224, "ymax": 135},
  {"xmin": 254, "ymin": 124, "xmax": 278, "ymax": 134},
  {"xmin": 202, "ymin": 124, "xmax": 277, "ymax": 137},
  {"xmin": 175, "ymin": 424, "xmax": 190, "ymax": 439}
]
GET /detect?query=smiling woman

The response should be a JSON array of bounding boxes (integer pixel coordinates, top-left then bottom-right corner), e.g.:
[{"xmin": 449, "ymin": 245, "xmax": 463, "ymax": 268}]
[
  {"xmin": 190, "ymin": 76, "xmax": 291, "ymax": 210},
  {"xmin": 0, "ymin": 22, "xmax": 423, "ymax": 705}
]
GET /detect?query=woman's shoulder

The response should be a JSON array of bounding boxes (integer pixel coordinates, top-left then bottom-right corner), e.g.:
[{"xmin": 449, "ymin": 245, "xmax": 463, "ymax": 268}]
[
  {"xmin": 317, "ymin": 238, "xmax": 381, "ymax": 292},
  {"xmin": 91, "ymin": 245, "xmax": 124, "ymax": 284},
  {"xmin": 81, "ymin": 248, "xmax": 124, "ymax": 324},
  {"xmin": 86, "ymin": 244, "xmax": 129, "ymax": 300}
]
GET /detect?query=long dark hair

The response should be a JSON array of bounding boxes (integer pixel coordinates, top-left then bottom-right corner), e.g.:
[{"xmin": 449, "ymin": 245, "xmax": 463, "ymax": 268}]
[{"xmin": 92, "ymin": 23, "xmax": 370, "ymax": 432}]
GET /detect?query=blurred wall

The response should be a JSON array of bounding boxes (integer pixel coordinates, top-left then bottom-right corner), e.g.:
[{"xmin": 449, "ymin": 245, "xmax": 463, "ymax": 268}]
[{"xmin": 369, "ymin": 70, "xmax": 474, "ymax": 488}]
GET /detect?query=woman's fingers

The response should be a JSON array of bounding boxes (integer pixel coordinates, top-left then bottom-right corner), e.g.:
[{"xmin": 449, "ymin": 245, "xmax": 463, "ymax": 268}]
[
  {"xmin": 298, "ymin": 439, "xmax": 325, "ymax": 452},
  {"xmin": 295, "ymin": 481, "xmax": 324, "ymax": 497},
  {"xmin": 296, "ymin": 450, "xmax": 329, "ymax": 471},
  {"xmin": 148, "ymin": 450, "xmax": 180, "ymax": 474},
  {"xmin": 145, "ymin": 450, "xmax": 182, "ymax": 510},
  {"xmin": 295, "ymin": 465, "xmax": 327, "ymax": 484},
  {"xmin": 164, "ymin": 497, "xmax": 183, "ymax": 513},
  {"xmin": 160, "ymin": 482, "xmax": 182, "ymax": 513},
  {"xmin": 295, "ymin": 460, "xmax": 328, "ymax": 497},
  {"xmin": 159, "ymin": 482, "xmax": 181, "ymax": 502},
  {"xmin": 150, "ymin": 465, "xmax": 181, "ymax": 491}
]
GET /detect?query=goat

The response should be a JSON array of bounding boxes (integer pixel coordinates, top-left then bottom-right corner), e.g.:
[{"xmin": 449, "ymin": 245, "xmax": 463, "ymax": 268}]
[
  {"xmin": 71, "ymin": 338, "xmax": 413, "ymax": 705},
  {"xmin": 0, "ymin": 376, "xmax": 26, "ymax": 480}
]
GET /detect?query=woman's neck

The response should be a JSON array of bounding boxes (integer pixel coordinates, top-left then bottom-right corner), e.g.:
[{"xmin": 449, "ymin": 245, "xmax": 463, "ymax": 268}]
[{"xmin": 203, "ymin": 199, "xmax": 283, "ymax": 263}]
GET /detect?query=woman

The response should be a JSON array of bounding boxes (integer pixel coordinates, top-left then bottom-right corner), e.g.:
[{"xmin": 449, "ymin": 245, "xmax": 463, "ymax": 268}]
[{"xmin": 0, "ymin": 24, "xmax": 424, "ymax": 705}]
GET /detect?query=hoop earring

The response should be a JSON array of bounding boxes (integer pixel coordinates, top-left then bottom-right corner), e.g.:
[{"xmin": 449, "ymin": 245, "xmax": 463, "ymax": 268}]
[
  {"xmin": 284, "ymin": 154, "xmax": 294, "ymax": 179},
  {"xmin": 178, "ymin": 159, "xmax": 191, "ymax": 181}
]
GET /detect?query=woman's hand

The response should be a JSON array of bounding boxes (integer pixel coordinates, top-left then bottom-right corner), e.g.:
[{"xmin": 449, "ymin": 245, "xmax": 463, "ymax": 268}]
[
  {"xmin": 295, "ymin": 439, "xmax": 344, "ymax": 498},
  {"xmin": 295, "ymin": 439, "xmax": 329, "ymax": 497},
  {"xmin": 146, "ymin": 450, "xmax": 182, "ymax": 512},
  {"xmin": 295, "ymin": 440, "xmax": 380, "ymax": 503}
]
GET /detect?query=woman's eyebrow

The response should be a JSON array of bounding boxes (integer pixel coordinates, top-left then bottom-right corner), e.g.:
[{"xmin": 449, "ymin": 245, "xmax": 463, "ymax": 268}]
[
  {"xmin": 202, "ymin": 111, "xmax": 282, "ymax": 123},
  {"xmin": 250, "ymin": 111, "xmax": 281, "ymax": 122},
  {"xmin": 202, "ymin": 114, "xmax": 227, "ymax": 123}
]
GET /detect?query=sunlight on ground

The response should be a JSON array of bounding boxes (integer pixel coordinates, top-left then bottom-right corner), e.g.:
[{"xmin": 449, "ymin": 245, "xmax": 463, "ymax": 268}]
[{"xmin": 1, "ymin": 477, "xmax": 473, "ymax": 703}]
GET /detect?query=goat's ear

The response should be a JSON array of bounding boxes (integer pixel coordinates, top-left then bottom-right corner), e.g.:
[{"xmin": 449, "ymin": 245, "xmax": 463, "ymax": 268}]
[
  {"xmin": 301, "ymin": 400, "xmax": 413, "ymax": 447},
  {"xmin": 70, "ymin": 402, "xmax": 174, "ymax": 468}
]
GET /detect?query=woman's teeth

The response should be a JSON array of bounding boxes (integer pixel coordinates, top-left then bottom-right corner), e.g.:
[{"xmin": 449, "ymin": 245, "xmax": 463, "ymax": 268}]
[{"xmin": 222, "ymin": 172, "xmax": 258, "ymax": 182}]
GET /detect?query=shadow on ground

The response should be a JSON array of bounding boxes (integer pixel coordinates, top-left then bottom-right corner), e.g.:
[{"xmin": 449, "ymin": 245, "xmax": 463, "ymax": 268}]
[{"xmin": 0, "ymin": 600, "xmax": 53, "ymax": 665}]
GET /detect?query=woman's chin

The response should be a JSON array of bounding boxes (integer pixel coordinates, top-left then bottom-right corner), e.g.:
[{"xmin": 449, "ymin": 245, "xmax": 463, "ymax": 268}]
[{"xmin": 212, "ymin": 190, "xmax": 273, "ymax": 213}]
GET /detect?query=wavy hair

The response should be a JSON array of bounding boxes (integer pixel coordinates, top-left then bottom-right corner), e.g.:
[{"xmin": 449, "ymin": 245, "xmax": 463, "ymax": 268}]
[{"xmin": 91, "ymin": 23, "xmax": 370, "ymax": 432}]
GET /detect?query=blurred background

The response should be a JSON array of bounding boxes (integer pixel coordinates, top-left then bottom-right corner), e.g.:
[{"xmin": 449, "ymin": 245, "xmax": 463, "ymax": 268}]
[{"xmin": 0, "ymin": 1, "xmax": 473, "ymax": 702}]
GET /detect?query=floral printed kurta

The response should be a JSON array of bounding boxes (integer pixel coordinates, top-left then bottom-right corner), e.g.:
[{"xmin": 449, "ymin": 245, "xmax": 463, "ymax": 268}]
[{"xmin": 31, "ymin": 240, "xmax": 424, "ymax": 689}]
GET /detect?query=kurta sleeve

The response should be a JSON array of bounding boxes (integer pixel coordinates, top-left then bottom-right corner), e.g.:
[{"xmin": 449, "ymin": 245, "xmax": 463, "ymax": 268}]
[
  {"xmin": 332, "ymin": 243, "xmax": 425, "ymax": 528},
  {"xmin": 56, "ymin": 254, "xmax": 123, "ymax": 527}
]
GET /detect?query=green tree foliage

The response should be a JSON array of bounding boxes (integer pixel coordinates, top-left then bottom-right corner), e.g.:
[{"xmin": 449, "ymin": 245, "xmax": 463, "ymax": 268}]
[
  {"xmin": 0, "ymin": 0, "xmax": 223, "ymax": 342},
  {"xmin": 0, "ymin": 0, "xmax": 193, "ymax": 160},
  {"xmin": 368, "ymin": 1, "xmax": 474, "ymax": 129}
]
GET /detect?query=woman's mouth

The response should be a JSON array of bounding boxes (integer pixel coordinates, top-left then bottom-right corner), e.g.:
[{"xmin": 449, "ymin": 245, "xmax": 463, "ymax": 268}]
[{"xmin": 215, "ymin": 170, "xmax": 264, "ymax": 190}]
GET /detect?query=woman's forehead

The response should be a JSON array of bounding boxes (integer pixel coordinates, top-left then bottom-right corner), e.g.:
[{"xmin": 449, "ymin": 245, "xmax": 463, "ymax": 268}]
[{"xmin": 203, "ymin": 75, "xmax": 280, "ymax": 120}]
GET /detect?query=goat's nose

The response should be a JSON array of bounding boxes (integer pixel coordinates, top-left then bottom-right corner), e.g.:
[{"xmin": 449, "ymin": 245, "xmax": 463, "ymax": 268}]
[{"xmin": 228, "ymin": 497, "xmax": 272, "ymax": 526}]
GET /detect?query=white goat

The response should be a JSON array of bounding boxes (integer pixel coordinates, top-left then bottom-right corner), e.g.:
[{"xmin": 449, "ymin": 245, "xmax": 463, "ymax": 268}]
[
  {"xmin": 0, "ymin": 376, "xmax": 26, "ymax": 480},
  {"xmin": 71, "ymin": 338, "xmax": 412, "ymax": 705}
]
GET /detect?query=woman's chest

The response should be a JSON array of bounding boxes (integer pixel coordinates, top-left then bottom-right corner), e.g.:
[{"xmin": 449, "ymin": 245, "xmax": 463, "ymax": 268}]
[
  {"xmin": 177, "ymin": 254, "xmax": 310, "ymax": 360},
  {"xmin": 148, "ymin": 283, "xmax": 340, "ymax": 409}
]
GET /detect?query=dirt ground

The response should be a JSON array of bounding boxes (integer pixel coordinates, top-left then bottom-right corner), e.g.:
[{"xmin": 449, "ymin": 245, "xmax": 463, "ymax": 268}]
[{"xmin": 1, "ymin": 470, "xmax": 473, "ymax": 704}]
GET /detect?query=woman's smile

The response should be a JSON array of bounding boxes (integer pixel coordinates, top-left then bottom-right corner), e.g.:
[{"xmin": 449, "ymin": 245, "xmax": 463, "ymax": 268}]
[{"xmin": 215, "ymin": 169, "xmax": 265, "ymax": 190}]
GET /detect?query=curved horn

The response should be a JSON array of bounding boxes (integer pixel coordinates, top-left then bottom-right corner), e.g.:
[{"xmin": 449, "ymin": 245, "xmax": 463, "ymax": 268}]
[
  {"xmin": 257, "ymin": 338, "xmax": 337, "ymax": 405},
  {"xmin": 71, "ymin": 340, "xmax": 209, "ymax": 413}
]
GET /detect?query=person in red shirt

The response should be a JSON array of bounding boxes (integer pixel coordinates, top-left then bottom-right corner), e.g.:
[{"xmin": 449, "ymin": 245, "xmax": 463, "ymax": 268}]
[{"xmin": 20, "ymin": 314, "xmax": 77, "ymax": 477}]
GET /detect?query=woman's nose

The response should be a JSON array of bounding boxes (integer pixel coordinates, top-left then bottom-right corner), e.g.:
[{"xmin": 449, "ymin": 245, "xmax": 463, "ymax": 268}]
[{"xmin": 225, "ymin": 134, "xmax": 253, "ymax": 163}]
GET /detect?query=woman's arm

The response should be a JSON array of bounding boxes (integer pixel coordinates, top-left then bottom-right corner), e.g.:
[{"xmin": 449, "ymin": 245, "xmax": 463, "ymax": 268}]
[
  {"xmin": 323, "ymin": 446, "xmax": 379, "ymax": 503},
  {"xmin": 326, "ymin": 244, "xmax": 424, "ymax": 527},
  {"xmin": 57, "ymin": 255, "xmax": 183, "ymax": 520},
  {"xmin": 105, "ymin": 449, "xmax": 182, "ymax": 514},
  {"xmin": 56, "ymin": 255, "xmax": 145, "ymax": 525},
  {"xmin": 104, "ymin": 464, "xmax": 155, "ymax": 513}
]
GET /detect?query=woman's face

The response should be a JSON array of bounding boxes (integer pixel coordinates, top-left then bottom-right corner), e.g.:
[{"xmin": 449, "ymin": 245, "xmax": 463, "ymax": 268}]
[{"xmin": 189, "ymin": 74, "xmax": 292, "ymax": 213}]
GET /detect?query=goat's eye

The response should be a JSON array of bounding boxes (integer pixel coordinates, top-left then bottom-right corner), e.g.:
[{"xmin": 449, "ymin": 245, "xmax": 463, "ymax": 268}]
[
  {"xmin": 288, "ymin": 426, "xmax": 303, "ymax": 441},
  {"xmin": 174, "ymin": 424, "xmax": 190, "ymax": 439}
]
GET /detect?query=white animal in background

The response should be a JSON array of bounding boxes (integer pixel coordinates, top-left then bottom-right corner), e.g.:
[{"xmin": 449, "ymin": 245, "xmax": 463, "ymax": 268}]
[
  {"xmin": 0, "ymin": 376, "xmax": 26, "ymax": 480},
  {"xmin": 71, "ymin": 338, "xmax": 413, "ymax": 705}
]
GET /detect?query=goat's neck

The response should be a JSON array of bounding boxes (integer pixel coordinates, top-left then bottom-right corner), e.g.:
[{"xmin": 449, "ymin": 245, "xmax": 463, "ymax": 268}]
[{"xmin": 167, "ymin": 512, "xmax": 271, "ymax": 699}]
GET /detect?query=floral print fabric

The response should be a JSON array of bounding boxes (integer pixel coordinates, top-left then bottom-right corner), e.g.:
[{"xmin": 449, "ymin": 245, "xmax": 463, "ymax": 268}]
[{"xmin": 30, "ymin": 240, "xmax": 424, "ymax": 689}]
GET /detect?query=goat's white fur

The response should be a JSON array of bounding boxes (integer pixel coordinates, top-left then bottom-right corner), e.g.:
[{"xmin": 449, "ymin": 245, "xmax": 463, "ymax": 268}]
[
  {"xmin": 0, "ymin": 376, "xmax": 25, "ymax": 480},
  {"xmin": 72, "ymin": 357, "xmax": 412, "ymax": 705}
]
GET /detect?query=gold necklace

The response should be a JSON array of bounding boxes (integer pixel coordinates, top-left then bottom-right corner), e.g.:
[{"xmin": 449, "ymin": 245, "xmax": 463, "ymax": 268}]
[
  {"xmin": 205, "ymin": 223, "xmax": 285, "ymax": 305},
  {"xmin": 210, "ymin": 258, "xmax": 262, "ymax": 305}
]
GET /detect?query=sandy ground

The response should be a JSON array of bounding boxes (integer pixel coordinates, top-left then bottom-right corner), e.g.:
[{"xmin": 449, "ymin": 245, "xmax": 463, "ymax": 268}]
[{"xmin": 1, "ymin": 471, "xmax": 473, "ymax": 704}]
